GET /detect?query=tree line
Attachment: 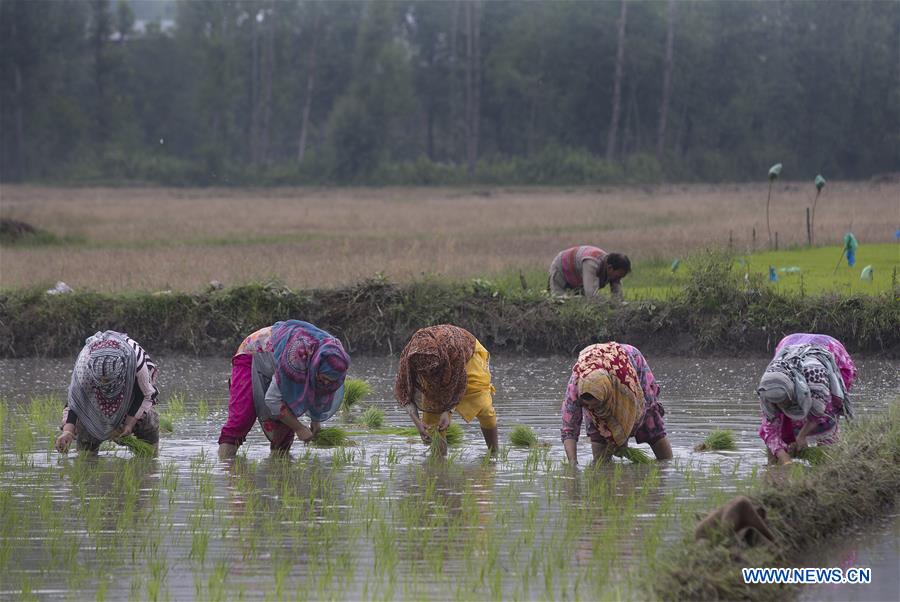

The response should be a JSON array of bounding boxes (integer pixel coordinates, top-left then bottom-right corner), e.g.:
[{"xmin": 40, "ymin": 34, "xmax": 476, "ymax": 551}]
[{"xmin": 1, "ymin": 0, "xmax": 898, "ymax": 186}]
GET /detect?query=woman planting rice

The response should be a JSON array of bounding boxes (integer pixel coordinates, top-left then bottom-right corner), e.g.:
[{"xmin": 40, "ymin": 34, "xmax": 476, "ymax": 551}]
[
  {"xmin": 394, "ymin": 325, "xmax": 499, "ymax": 455},
  {"xmin": 55, "ymin": 331, "xmax": 160, "ymax": 455},
  {"xmin": 217, "ymin": 320, "xmax": 349, "ymax": 459},
  {"xmin": 757, "ymin": 334, "xmax": 854, "ymax": 465},
  {"xmin": 548, "ymin": 245, "xmax": 630, "ymax": 300},
  {"xmin": 561, "ymin": 342, "xmax": 672, "ymax": 465}
]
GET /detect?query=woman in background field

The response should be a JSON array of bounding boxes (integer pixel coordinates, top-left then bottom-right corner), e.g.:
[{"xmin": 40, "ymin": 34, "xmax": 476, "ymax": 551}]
[
  {"xmin": 217, "ymin": 320, "xmax": 349, "ymax": 459},
  {"xmin": 757, "ymin": 333, "xmax": 854, "ymax": 465},
  {"xmin": 561, "ymin": 341, "xmax": 672, "ymax": 465},
  {"xmin": 56, "ymin": 331, "xmax": 160, "ymax": 455},
  {"xmin": 548, "ymin": 245, "xmax": 631, "ymax": 300}
]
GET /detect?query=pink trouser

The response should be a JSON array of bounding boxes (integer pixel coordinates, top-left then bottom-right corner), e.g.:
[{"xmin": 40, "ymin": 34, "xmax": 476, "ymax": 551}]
[{"xmin": 217, "ymin": 354, "xmax": 294, "ymax": 451}]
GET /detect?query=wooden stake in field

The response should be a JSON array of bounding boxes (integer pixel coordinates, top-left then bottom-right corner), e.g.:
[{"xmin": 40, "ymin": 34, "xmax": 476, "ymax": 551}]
[
  {"xmin": 766, "ymin": 163, "xmax": 782, "ymax": 248},
  {"xmin": 810, "ymin": 175, "xmax": 826, "ymax": 245}
]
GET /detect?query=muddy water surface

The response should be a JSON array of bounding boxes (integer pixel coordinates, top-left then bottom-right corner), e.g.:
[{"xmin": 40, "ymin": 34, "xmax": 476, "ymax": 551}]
[{"xmin": 1, "ymin": 355, "xmax": 898, "ymax": 600}]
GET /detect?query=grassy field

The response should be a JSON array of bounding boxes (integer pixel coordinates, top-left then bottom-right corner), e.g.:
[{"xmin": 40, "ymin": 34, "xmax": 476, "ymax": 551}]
[{"xmin": 1, "ymin": 182, "xmax": 897, "ymax": 293}]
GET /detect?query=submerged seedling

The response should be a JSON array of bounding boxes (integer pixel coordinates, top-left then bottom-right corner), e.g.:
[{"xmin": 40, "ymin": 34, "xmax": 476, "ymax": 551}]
[{"xmin": 694, "ymin": 429, "xmax": 737, "ymax": 452}]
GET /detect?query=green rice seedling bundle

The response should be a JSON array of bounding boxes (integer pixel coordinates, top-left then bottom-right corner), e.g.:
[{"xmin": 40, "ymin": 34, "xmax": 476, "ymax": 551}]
[
  {"xmin": 694, "ymin": 429, "xmax": 737, "ymax": 452},
  {"xmin": 794, "ymin": 445, "xmax": 829, "ymax": 464},
  {"xmin": 342, "ymin": 379, "xmax": 372, "ymax": 409},
  {"xmin": 434, "ymin": 423, "xmax": 465, "ymax": 446},
  {"xmin": 509, "ymin": 425, "xmax": 539, "ymax": 448},
  {"xmin": 115, "ymin": 435, "xmax": 156, "ymax": 457},
  {"xmin": 358, "ymin": 406, "xmax": 385, "ymax": 428},
  {"xmin": 312, "ymin": 426, "xmax": 351, "ymax": 447},
  {"xmin": 158, "ymin": 414, "xmax": 174, "ymax": 433},
  {"xmin": 614, "ymin": 446, "xmax": 653, "ymax": 464}
]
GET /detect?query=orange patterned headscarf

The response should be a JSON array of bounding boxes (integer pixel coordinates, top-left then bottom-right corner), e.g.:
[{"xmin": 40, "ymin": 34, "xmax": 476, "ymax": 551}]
[
  {"xmin": 395, "ymin": 325, "xmax": 476, "ymax": 414},
  {"xmin": 572, "ymin": 342, "xmax": 645, "ymax": 446}
]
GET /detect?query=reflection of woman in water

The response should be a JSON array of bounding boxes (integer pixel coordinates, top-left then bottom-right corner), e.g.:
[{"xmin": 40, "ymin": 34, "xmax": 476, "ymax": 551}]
[
  {"xmin": 561, "ymin": 342, "xmax": 672, "ymax": 465},
  {"xmin": 217, "ymin": 320, "xmax": 349, "ymax": 459},
  {"xmin": 757, "ymin": 334, "xmax": 854, "ymax": 465}
]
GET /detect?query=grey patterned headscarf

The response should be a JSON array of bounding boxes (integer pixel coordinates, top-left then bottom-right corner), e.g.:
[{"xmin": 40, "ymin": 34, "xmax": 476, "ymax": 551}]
[
  {"xmin": 757, "ymin": 344, "xmax": 849, "ymax": 421},
  {"xmin": 68, "ymin": 331, "xmax": 137, "ymax": 440}
]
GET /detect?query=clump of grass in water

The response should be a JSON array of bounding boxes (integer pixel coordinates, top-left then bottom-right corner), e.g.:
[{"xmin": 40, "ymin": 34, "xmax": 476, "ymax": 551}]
[
  {"xmin": 509, "ymin": 425, "xmax": 539, "ymax": 448},
  {"xmin": 437, "ymin": 423, "xmax": 464, "ymax": 445},
  {"xmin": 614, "ymin": 446, "xmax": 653, "ymax": 464},
  {"xmin": 159, "ymin": 414, "xmax": 174, "ymax": 433},
  {"xmin": 312, "ymin": 426, "xmax": 352, "ymax": 447},
  {"xmin": 694, "ymin": 429, "xmax": 737, "ymax": 452},
  {"xmin": 358, "ymin": 406, "xmax": 384, "ymax": 428}
]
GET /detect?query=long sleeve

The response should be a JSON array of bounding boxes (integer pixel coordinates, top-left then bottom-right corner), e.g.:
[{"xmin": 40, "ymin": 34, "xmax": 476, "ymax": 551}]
[
  {"xmin": 561, "ymin": 375, "xmax": 584, "ymax": 442},
  {"xmin": 582, "ymin": 259, "xmax": 601, "ymax": 297},
  {"xmin": 130, "ymin": 361, "xmax": 158, "ymax": 419},
  {"xmin": 758, "ymin": 413, "xmax": 787, "ymax": 455}
]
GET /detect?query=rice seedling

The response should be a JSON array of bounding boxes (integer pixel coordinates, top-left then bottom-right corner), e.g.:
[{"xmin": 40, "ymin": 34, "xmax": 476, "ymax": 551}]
[
  {"xmin": 196, "ymin": 398, "xmax": 209, "ymax": 419},
  {"xmin": 358, "ymin": 406, "xmax": 385, "ymax": 428},
  {"xmin": 509, "ymin": 425, "xmax": 539, "ymax": 448},
  {"xmin": 794, "ymin": 445, "xmax": 830, "ymax": 464},
  {"xmin": 312, "ymin": 426, "xmax": 352, "ymax": 447},
  {"xmin": 158, "ymin": 413, "xmax": 174, "ymax": 433},
  {"xmin": 342, "ymin": 378, "xmax": 372, "ymax": 412},
  {"xmin": 114, "ymin": 435, "xmax": 156, "ymax": 457},
  {"xmin": 164, "ymin": 393, "xmax": 186, "ymax": 420},
  {"xmin": 614, "ymin": 446, "xmax": 653, "ymax": 464},
  {"xmin": 439, "ymin": 423, "xmax": 465, "ymax": 446},
  {"xmin": 694, "ymin": 429, "xmax": 737, "ymax": 452}
]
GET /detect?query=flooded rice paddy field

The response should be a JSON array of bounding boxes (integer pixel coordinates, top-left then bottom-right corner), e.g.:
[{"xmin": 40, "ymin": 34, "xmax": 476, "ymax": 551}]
[{"xmin": 1, "ymin": 355, "xmax": 898, "ymax": 600}]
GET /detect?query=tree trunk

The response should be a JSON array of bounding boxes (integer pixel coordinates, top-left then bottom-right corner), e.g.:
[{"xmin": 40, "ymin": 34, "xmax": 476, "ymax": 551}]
[
  {"xmin": 464, "ymin": 0, "xmax": 481, "ymax": 175},
  {"xmin": 656, "ymin": 0, "xmax": 676, "ymax": 160},
  {"xmin": 297, "ymin": 7, "xmax": 319, "ymax": 164},
  {"xmin": 605, "ymin": 0, "xmax": 627, "ymax": 162}
]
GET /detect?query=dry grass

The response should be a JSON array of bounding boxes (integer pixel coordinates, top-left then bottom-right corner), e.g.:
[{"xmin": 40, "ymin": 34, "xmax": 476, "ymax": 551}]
[{"xmin": 1, "ymin": 182, "xmax": 896, "ymax": 292}]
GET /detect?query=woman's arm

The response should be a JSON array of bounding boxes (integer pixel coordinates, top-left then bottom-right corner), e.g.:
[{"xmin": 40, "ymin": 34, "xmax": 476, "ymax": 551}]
[
  {"xmin": 278, "ymin": 408, "xmax": 314, "ymax": 442},
  {"xmin": 561, "ymin": 378, "xmax": 583, "ymax": 464}
]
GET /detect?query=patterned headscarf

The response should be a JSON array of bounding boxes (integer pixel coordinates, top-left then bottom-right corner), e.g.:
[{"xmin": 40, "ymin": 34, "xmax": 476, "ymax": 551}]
[
  {"xmin": 68, "ymin": 331, "xmax": 137, "ymax": 441},
  {"xmin": 572, "ymin": 342, "xmax": 645, "ymax": 447},
  {"xmin": 271, "ymin": 320, "xmax": 350, "ymax": 421},
  {"xmin": 395, "ymin": 325, "xmax": 476, "ymax": 414},
  {"xmin": 757, "ymin": 343, "xmax": 849, "ymax": 421}
]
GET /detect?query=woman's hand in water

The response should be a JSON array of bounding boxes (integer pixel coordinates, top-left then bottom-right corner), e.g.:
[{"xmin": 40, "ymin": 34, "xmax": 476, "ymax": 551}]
[
  {"xmin": 437, "ymin": 411, "xmax": 451, "ymax": 432},
  {"xmin": 55, "ymin": 429, "xmax": 75, "ymax": 453},
  {"xmin": 775, "ymin": 449, "xmax": 793, "ymax": 465}
]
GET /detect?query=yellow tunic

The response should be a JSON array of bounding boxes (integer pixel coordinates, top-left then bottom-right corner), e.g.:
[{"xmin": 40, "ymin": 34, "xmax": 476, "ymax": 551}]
[{"xmin": 422, "ymin": 339, "xmax": 497, "ymax": 429}]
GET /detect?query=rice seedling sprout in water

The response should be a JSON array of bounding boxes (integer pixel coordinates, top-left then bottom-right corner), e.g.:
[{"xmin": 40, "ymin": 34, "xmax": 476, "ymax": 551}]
[
  {"xmin": 694, "ymin": 429, "xmax": 737, "ymax": 452},
  {"xmin": 159, "ymin": 414, "xmax": 174, "ymax": 433},
  {"xmin": 509, "ymin": 425, "xmax": 539, "ymax": 448}
]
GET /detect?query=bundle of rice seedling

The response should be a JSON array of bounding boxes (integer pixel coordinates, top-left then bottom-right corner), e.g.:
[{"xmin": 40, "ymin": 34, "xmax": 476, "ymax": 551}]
[
  {"xmin": 794, "ymin": 446, "xmax": 829, "ymax": 465},
  {"xmin": 312, "ymin": 426, "xmax": 351, "ymax": 447},
  {"xmin": 159, "ymin": 414, "xmax": 174, "ymax": 433},
  {"xmin": 342, "ymin": 379, "xmax": 372, "ymax": 409},
  {"xmin": 509, "ymin": 425, "xmax": 539, "ymax": 448},
  {"xmin": 358, "ymin": 406, "xmax": 385, "ymax": 429},
  {"xmin": 427, "ymin": 422, "xmax": 464, "ymax": 446},
  {"xmin": 614, "ymin": 446, "xmax": 653, "ymax": 464},
  {"xmin": 694, "ymin": 429, "xmax": 737, "ymax": 452},
  {"xmin": 115, "ymin": 435, "xmax": 155, "ymax": 457}
]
